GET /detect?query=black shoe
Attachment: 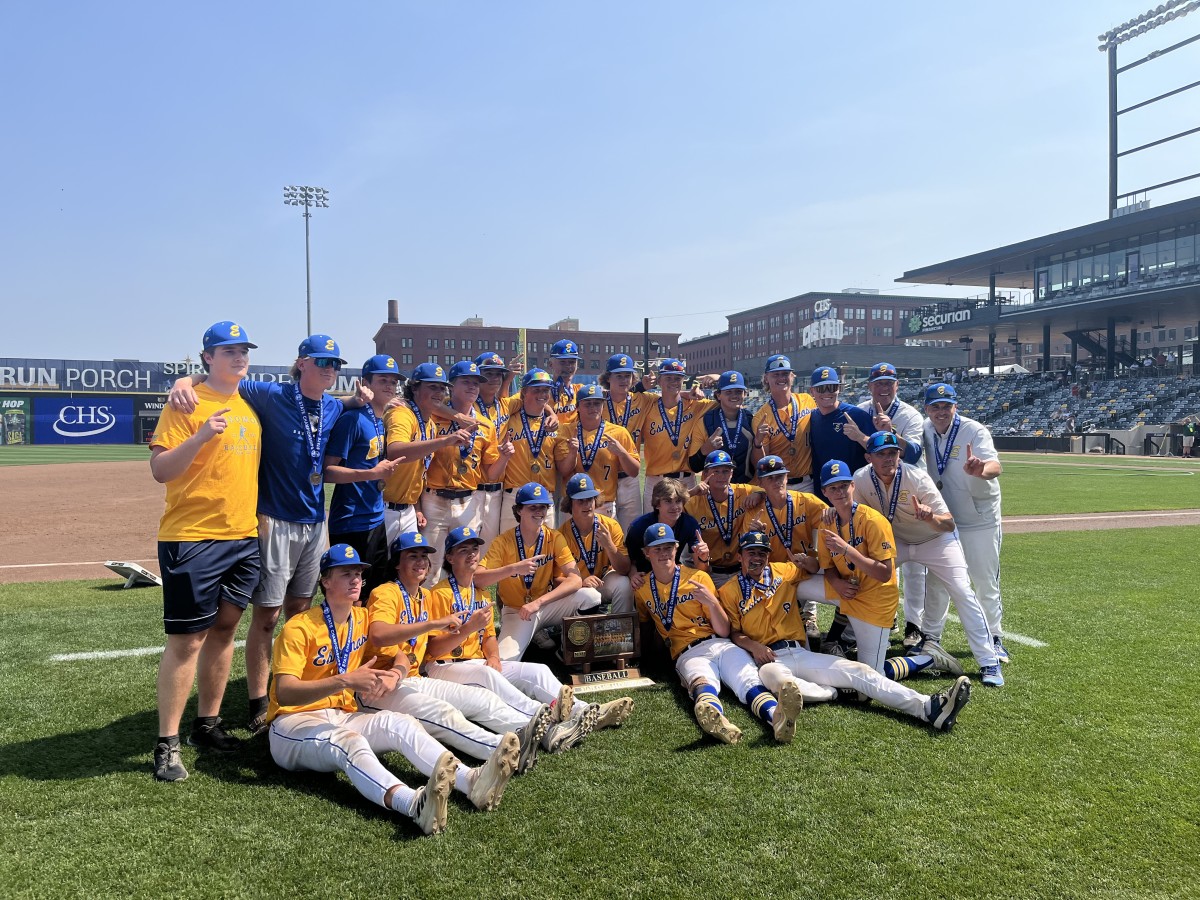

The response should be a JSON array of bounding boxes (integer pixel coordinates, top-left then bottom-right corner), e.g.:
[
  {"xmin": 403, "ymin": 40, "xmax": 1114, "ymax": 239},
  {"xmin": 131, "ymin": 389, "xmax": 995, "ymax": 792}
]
[
  {"xmin": 902, "ymin": 622, "xmax": 924, "ymax": 650},
  {"xmin": 188, "ymin": 718, "xmax": 241, "ymax": 753},
  {"xmin": 246, "ymin": 712, "xmax": 268, "ymax": 737},
  {"xmin": 153, "ymin": 741, "xmax": 188, "ymax": 782}
]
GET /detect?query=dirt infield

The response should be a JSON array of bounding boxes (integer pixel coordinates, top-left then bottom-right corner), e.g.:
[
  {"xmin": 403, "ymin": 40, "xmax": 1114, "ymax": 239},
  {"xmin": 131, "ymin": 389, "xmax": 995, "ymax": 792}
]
[{"xmin": 1, "ymin": 460, "xmax": 1197, "ymax": 585}]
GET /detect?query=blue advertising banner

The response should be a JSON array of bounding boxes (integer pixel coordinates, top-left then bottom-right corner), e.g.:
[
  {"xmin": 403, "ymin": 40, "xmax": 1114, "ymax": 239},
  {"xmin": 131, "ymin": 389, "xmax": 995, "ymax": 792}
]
[{"xmin": 33, "ymin": 396, "xmax": 134, "ymax": 444}]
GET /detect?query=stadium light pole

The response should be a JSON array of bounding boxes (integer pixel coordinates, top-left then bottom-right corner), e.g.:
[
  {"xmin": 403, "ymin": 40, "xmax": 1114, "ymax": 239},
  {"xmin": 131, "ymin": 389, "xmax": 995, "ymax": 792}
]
[{"xmin": 283, "ymin": 186, "xmax": 330, "ymax": 334}]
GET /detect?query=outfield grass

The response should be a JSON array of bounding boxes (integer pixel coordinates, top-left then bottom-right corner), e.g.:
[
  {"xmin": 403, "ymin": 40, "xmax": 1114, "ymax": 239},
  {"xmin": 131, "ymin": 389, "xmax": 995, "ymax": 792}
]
[
  {"xmin": 999, "ymin": 454, "xmax": 1198, "ymax": 515},
  {"xmin": 2, "ymin": 529, "xmax": 1197, "ymax": 899},
  {"xmin": 0, "ymin": 444, "xmax": 148, "ymax": 465}
]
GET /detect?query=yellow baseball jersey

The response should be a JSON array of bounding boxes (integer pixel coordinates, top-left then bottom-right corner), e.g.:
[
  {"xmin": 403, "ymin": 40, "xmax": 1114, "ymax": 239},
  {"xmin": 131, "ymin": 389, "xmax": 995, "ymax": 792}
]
[
  {"xmin": 751, "ymin": 393, "xmax": 816, "ymax": 478},
  {"xmin": 427, "ymin": 413, "xmax": 500, "ymax": 490},
  {"xmin": 558, "ymin": 513, "xmax": 626, "ymax": 577},
  {"xmin": 717, "ymin": 562, "xmax": 805, "ymax": 645},
  {"xmin": 383, "ymin": 403, "xmax": 433, "ymax": 505},
  {"xmin": 746, "ymin": 490, "xmax": 829, "ymax": 565},
  {"xmin": 553, "ymin": 421, "xmax": 639, "ymax": 502},
  {"xmin": 153, "ymin": 385, "xmax": 261, "ymax": 542},
  {"xmin": 496, "ymin": 399, "xmax": 559, "ymax": 491},
  {"xmin": 816, "ymin": 503, "xmax": 898, "ymax": 629},
  {"xmin": 639, "ymin": 395, "xmax": 712, "ymax": 475},
  {"xmin": 634, "ymin": 566, "xmax": 719, "ymax": 659},
  {"xmin": 482, "ymin": 525, "xmax": 577, "ymax": 609},
  {"xmin": 685, "ymin": 484, "xmax": 763, "ymax": 568},
  {"xmin": 425, "ymin": 576, "xmax": 496, "ymax": 661},
  {"xmin": 550, "ymin": 381, "xmax": 580, "ymax": 430},
  {"xmin": 364, "ymin": 581, "xmax": 431, "ymax": 677},
  {"xmin": 268, "ymin": 604, "xmax": 370, "ymax": 722},
  {"xmin": 602, "ymin": 391, "xmax": 650, "ymax": 437},
  {"xmin": 474, "ymin": 395, "xmax": 511, "ymax": 434}
]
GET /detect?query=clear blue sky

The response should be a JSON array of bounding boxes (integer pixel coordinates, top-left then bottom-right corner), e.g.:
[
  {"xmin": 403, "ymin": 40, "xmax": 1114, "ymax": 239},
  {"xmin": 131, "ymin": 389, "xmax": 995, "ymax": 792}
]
[{"xmin": 4, "ymin": 1, "xmax": 1198, "ymax": 366}]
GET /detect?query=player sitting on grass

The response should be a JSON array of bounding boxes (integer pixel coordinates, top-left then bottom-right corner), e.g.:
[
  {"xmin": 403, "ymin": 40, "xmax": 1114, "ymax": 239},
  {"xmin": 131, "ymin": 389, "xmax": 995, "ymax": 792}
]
[
  {"xmin": 633, "ymin": 523, "xmax": 801, "ymax": 745},
  {"xmin": 557, "ymin": 473, "xmax": 634, "ymax": 615},
  {"xmin": 266, "ymin": 545, "xmax": 520, "ymax": 835},
  {"xmin": 717, "ymin": 531, "xmax": 972, "ymax": 732}
]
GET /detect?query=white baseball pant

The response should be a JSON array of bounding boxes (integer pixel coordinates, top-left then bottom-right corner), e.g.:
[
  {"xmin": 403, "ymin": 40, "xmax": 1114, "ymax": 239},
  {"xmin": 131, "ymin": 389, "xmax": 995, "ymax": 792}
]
[
  {"xmin": 674, "ymin": 637, "xmax": 764, "ymax": 704},
  {"xmin": 574, "ymin": 571, "xmax": 634, "ymax": 614},
  {"xmin": 359, "ymin": 677, "xmax": 517, "ymax": 760},
  {"xmin": 418, "ymin": 491, "xmax": 481, "ymax": 577},
  {"xmin": 759, "ymin": 646, "xmax": 929, "ymax": 719},
  {"xmin": 424, "ymin": 658, "xmax": 589, "ymax": 719},
  {"xmin": 902, "ymin": 531, "xmax": 998, "ymax": 668},
  {"xmin": 615, "ymin": 476, "xmax": 643, "ymax": 532},
  {"xmin": 384, "ymin": 504, "xmax": 419, "ymax": 545},
  {"xmin": 497, "ymin": 592, "xmax": 600, "ymax": 661},
  {"xmin": 475, "ymin": 487, "xmax": 504, "ymax": 546}
]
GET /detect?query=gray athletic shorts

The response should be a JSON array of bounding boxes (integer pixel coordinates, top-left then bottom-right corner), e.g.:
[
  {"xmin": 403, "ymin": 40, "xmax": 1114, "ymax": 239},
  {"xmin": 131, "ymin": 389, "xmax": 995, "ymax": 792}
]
[{"xmin": 252, "ymin": 515, "xmax": 328, "ymax": 607}]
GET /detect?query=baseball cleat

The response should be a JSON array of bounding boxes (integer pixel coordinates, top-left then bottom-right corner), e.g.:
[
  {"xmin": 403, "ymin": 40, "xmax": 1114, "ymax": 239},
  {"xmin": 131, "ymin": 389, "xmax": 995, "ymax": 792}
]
[
  {"xmin": 772, "ymin": 681, "xmax": 803, "ymax": 744},
  {"xmin": 517, "ymin": 703, "xmax": 554, "ymax": 774},
  {"xmin": 993, "ymin": 636, "xmax": 1010, "ymax": 664},
  {"xmin": 820, "ymin": 640, "xmax": 846, "ymax": 659},
  {"xmin": 153, "ymin": 741, "xmax": 188, "ymax": 782},
  {"xmin": 188, "ymin": 718, "xmax": 241, "ymax": 753},
  {"xmin": 412, "ymin": 751, "xmax": 457, "ymax": 835},
  {"xmin": 246, "ymin": 712, "xmax": 268, "ymax": 738},
  {"xmin": 917, "ymin": 639, "xmax": 965, "ymax": 676},
  {"xmin": 594, "ymin": 697, "xmax": 635, "ymax": 729},
  {"xmin": 802, "ymin": 614, "xmax": 821, "ymax": 648},
  {"xmin": 554, "ymin": 684, "xmax": 575, "ymax": 724},
  {"xmin": 929, "ymin": 675, "xmax": 972, "ymax": 732},
  {"xmin": 543, "ymin": 704, "xmax": 599, "ymax": 753},
  {"xmin": 694, "ymin": 701, "xmax": 742, "ymax": 745},
  {"xmin": 980, "ymin": 664, "xmax": 1005, "ymax": 687},
  {"xmin": 468, "ymin": 732, "xmax": 520, "ymax": 812},
  {"xmin": 902, "ymin": 622, "xmax": 924, "ymax": 651}
]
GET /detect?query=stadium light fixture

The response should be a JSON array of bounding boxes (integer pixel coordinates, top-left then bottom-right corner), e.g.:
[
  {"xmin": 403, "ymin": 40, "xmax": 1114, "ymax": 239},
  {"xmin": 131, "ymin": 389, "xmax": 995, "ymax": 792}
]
[{"xmin": 283, "ymin": 185, "xmax": 331, "ymax": 334}]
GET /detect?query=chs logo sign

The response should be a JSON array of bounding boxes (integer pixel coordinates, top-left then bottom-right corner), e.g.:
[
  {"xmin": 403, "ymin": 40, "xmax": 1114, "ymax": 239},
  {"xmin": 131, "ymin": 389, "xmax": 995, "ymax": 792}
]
[
  {"xmin": 54, "ymin": 404, "xmax": 119, "ymax": 438},
  {"xmin": 34, "ymin": 397, "xmax": 133, "ymax": 444}
]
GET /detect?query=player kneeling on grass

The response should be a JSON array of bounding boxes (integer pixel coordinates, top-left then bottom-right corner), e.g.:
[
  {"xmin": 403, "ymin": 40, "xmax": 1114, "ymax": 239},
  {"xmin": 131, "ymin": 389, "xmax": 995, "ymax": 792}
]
[
  {"xmin": 267, "ymin": 545, "xmax": 520, "ymax": 835},
  {"xmin": 634, "ymin": 523, "xmax": 800, "ymax": 745},
  {"xmin": 717, "ymin": 531, "xmax": 971, "ymax": 732}
]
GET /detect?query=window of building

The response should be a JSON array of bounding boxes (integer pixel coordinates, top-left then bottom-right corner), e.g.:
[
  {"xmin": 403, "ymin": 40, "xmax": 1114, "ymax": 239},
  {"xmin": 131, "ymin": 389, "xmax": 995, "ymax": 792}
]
[
  {"xmin": 871, "ymin": 309, "xmax": 881, "ymax": 320},
  {"xmin": 428, "ymin": 354, "xmax": 438, "ymax": 363},
  {"xmin": 445, "ymin": 339, "xmax": 456, "ymax": 350},
  {"xmin": 462, "ymin": 339, "xmax": 472, "ymax": 350},
  {"xmin": 427, "ymin": 338, "xmax": 438, "ymax": 348},
  {"xmin": 1168, "ymin": 328, "xmax": 1177, "ymax": 341},
  {"xmin": 479, "ymin": 339, "xmax": 489, "ymax": 350},
  {"xmin": 401, "ymin": 354, "xmax": 412, "ymax": 365},
  {"xmin": 872, "ymin": 327, "xmax": 882, "ymax": 337},
  {"xmin": 1186, "ymin": 326, "xmax": 1195, "ymax": 340},
  {"xmin": 884, "ymin": 309, "xmax": 893, "ymax": 320},
  {"xmin": 883, "ymin": 327, "xmax": 893, "ymax": 337},
  {"xmin": 590, "ymin": 360, "xmax": 600, "ymax": 369}
]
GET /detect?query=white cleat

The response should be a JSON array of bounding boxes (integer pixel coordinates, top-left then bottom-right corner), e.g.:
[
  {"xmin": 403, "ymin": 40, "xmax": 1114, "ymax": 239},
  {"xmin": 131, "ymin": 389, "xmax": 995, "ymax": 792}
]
[
  {"xmin": 555, "ymin": 684, "xmax": 575, "ymax": 723},
  {"xmin": 411, "ymin": 751, "xmax": 457, "ymax": 835},
  {"xmin": 918, "ymin": 639, "xmax": 966, "ymax": 677},
  {"xmin": 468, "ymin": 732, "xmax": 520, "ymax": 811},
  {"xmin": 694, "ymin": 701, "xmax": 742, "ymax": 745},
  {"xmin": 595, "ymin": 697, "xmax": 635, "ymax": 730},
  {"xmin": 517, "ymin": 703, "xmax": 554, "ymax": 775},
  {"xmin": 772, "ymin": 681, "xmax": 804, "ymax": 744}
]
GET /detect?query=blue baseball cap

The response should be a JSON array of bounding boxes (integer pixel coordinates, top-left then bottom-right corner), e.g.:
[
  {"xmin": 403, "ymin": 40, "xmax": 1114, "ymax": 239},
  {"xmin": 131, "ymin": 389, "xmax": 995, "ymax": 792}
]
[
  {"xmin": 475, "ymin": 352, "xmax": 510, "ymax": 372},
  {"xmin": 361, "ymin": 354, "xmax": 399, "ymax": 378},
  {"xmin": 299, "ymin": 334, "xmax": 346, "ymax": 364},
  {"xmin": 390, "ymin": 532, "xmax": 434, "ymax": 555},
  {"xmin": 550, "ymin": 339, "xmax": 581, "ymax": 360},
  {"xmin": 521, "ymin": 368, "xmax": 555, "ymax": 390},
  {"xmin": 738, "ymin": 531, "xmax": 771, "ymax": 551},
  {"xmin": 606, "ymin": 354, "xmax": 637, "ymax": 374},
  {"xmin": 811, "ymin": 366, "xmax": 840, "ymax": 387},
  {"xmin": 868, "ymin": 362, "xmax": 898, "ymax": 382},
  {"xmin": 644, "ymin": 522, "xmax": 678, "ymax": 547},
  {"xmin": 320, "ymin": 543, "xmax": 366, "ymax": 572},
  {"xmin": 658, "ymin": 358, "xmax": 686, "ymax": 375},
  {"xmin": 448, "ymin": 360, "xmax": 484, "ymax": 382},
  {"xmin": 410, "ymin": 362, "xmax": 450, "ymax": 384},
  {"xmin": 865, "ymin": 431, "xmax": 900, "ymax": 454},
  {"xmin": 716, "ymin": 371, "xmax": 747, "ymax": 392},
  {"xmin": 576, "ymin": 383, "xmax": 606, "ymax": 402},
  {"xmin": 445, "ymin": 526, "xmax": 485, "ymax": 553},
  {"xmin": 704, "ymin": 449, "xmax": 735, "ymax": 469},
  {"xmin": 765, "ymin": 355, "xmax": 793, "ymax": 374},
  {"xmin": 924, "ymin": 383, "xmax": 958, "ymax": 404},
  {"xmin": 756, "ymin": 455, "xmax": 789, "ymax": 478},
  {"xmin": 565, "ymin": 473, "xmax": 602, "ymax": 500},
  {"xmin": 203, "ymin": 321, "xmax": 257, "ymax": 351},
  {"xmin": 820, "ymin": 460, "xmax": 854, "ymax": 487},
  {"xmin": 515, "ymin": 482, "xmax": 552, "ymax": 505}
]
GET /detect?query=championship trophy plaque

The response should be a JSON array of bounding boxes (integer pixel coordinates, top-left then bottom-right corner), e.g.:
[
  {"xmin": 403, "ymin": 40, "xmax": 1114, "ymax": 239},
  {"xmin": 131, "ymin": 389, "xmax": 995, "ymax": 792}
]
[{"xmin": 560, "ymin": 613, "xmax": 641, "ymax": 686}]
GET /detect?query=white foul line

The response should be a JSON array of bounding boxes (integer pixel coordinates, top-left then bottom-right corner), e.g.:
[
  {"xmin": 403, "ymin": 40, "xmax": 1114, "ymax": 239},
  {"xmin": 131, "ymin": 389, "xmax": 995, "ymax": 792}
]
[
  {"xmin": 1004, "ymin": 511, "xmax": 1195, "ymax": 525},
  {"xmin": 50, "ymin": 640, "xmax": 246, "ymax": 662},
  {"xmin": 947, "ymin": 615, "xmax": 1046, "ymax": 648},
  {"xmin": 1, "ymin": 559, "xmax": 158, "ymax": 570}
]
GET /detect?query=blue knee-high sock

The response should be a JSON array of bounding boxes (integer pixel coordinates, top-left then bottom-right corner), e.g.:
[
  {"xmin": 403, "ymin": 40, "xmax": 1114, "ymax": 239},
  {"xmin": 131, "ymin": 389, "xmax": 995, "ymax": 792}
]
[
  {"xmin": 746, "ymin": 684, "xmax": 778, "ymax": 724},
  {"xmin": 885, "ymin": 654, "xmax": 935, "ymax": 681},
  {"xmin": 692, "ymin": 683, "xmax": 725, "ymax": 716}
]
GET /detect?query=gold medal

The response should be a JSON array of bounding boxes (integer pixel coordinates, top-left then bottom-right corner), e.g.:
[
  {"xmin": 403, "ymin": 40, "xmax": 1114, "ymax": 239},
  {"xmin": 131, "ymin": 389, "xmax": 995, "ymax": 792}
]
[
  {"xmin": 451, "ymin": 646, "xmax": 463, "ymax": 659},
  {"xmin": 524, "ymin": 594, "xmax": 532, "ymax": 604},
  {"xmin": 458, "ymin": 460, "xmax": 470, "ymax": 475},
  {"xmin": 406, "ymin": 652, "xmax": 418, "ymax": 669},
  {"xmin": 788, "ymin": 446, "xmax": 798, "ymax": 457},
  {"xmin": 530, "ymin": 462, "xmax": 540, "ymax": 474},
  {"xmin": 671, "ymin": 449, "xmax": 681, "ymax": 460},
  {"xmin": 309, "ymin": 472, "xmax": 322, "ymax": 486},
  {"xmin": 848, "ymin": 576, "xmax": 860, "ymax": 587}
]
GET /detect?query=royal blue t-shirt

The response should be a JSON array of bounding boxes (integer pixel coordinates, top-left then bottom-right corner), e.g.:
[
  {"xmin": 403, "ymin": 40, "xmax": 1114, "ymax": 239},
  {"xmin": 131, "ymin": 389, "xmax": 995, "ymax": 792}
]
[
  {"xmin": 808, "ymin": 401, "xmax": 875, "ymax": 502},
  {"xmin": 326, "ymin": 405, "xmax": 387, "ymax": 534},
  {"xmin": 627, "ymin": 510, "xmax": 703, "ymax": 574},
  {"xmin": 239, "ymin": 380, "xmax": 345, "ymax": 524}
]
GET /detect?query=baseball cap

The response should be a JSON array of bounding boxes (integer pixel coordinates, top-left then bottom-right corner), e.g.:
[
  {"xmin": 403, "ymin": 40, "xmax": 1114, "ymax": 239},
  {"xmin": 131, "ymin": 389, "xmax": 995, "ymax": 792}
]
[
  {"xmin": 868, "ymin": 362, "xmax": 898, "ymax": 382},
  {"xmin": 202, "ymin": 321, "xmax": 258, "ymax": 350},
  {"xmin": 810, "ymin": 366, "xmax": 840, "ymax": 387},
  {"xmin": 445, "ymin": 526, "xmax": 485, "ymax": 553},
  {"xmin": 361, "ymin": 354, "xmax": 399, "ymax": 378},
  {"xmin": 410, "ymin": 362, "xmax": 450, "ymax": 384},
  {"xmin": 765, "ymin": 355, "xmax": 794, "ymax": 374},
  {"xmin": 320, "ymin": 543, "xmax": 366, "ymax": 572},
  {"xmin": 565, "ymin": 473, "xmax": 602, "ymax": 500},
  {"xmin": 658, "ymin": 358, "xmax": 686, "ymax": 375},
  {"xmin": 474, "ymin": 352, "xmax": 510, "ymax": 372},
  {"xmin": 738, "ymin": 531, "xmax": 771, "ymax": 551},
  {"xmin": 756, "ymin": 455, "xmax": 789, "ymax": 478},
  {"xmin": 716, "ymin": 371, "xmax": 747, "ymax": 392},
  {"xmin": 644, "ymin": 522, "xmax": 678, "ymax": 547},
  {"xmin": 704, "ymin": 449, "xmax": 735, "ymax": 469},
  {"xmin": 820, "ymin": 460, "xmax": 853, "ymax": 487},
  {"xmin": 550, "ymin": 339, "xmax": 581, "ymax": 360},
  {"xmin": 448, "ymin": 360, "xmax": 484, "ymax": 382},
  {"xmin": 576, "ymin": 383, "xmax": 606, "ymax": 402},
  {"xmin": 865, "ymin": 431, "xmax": 900, "ymax": 454},
  {"xmin": 606, "ymin": 354, "xmax": 637, "ymax": 374},
  {"xmin": 515, "ymin": 482, "xmax": 552, "ymax": 505},
  {"xmin": 521, "ymin": 368, "xmax": 555, "ymax": 390},
  {"xmin": 299, "ymin": 334, "xmax": 347, "ymax": 364},
  {"xmin": 924, "ymin": 383, "xmax": 958, "ymax": 404},
  {"xmin": 390, "ymin": 532, "xmax": 434, "ymax": 555}
]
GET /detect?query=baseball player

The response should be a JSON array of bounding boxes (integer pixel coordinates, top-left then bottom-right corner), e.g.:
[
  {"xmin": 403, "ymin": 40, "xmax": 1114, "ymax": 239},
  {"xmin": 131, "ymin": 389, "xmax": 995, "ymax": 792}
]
[
  {"xmin": 324, "ymin": 354, "xmax": 403, "ymax": 595},
  {"xmin": 558, "ymin": 473, "xmax": 634, "ymax": 614},
  {"xmin": 599, "ymin": 353, "xmax": 653, "ymax": 529},
  {"xmin": 687, "ymin": 371, "xmax": 757, "ymax": 483},
  {"xmin": 554, "ymin": 383, "xmax": 640, "ymax": 520},
  {"xmin": 266, "ymin": 545, "xmax": 519, "ymax": 835},
  {"xmin": 625, "ymin": 478, "xmax": 709, "ymax": 584},
  {"xmin": 921, "ymin": 384, "xmax": 1007, "ymax": 685},
  {"xmin": 749, "ymin": 355, "xmax": 817, "ymax": 491},
  {"xmin": 633, "ymin": 523, "xmax": 801, "ymax": 744},
  {"xmin": 683, "ymin": 450, "xmax": 764, "ymax": 588},
  {"xmin": 151, "ymin": 321, "xmax": 262, "ymax": 781},
  {"xmin": 855, "ymin": 362, "xmax": 928, "ymax": 650},
  {"xmin": 473, "ymin": 352, "xmax": 518, "ymax": 542},
  {"xmin": 805, "ymin": 366, "xmax": 875, "ymax": 503},
  {"xmin": 495, "ymin": 369, "xmax": 562, "ymax": 533},
  {"xmin": 361, "ymin": 531, "xmax": 553, "ymax": 774},
  {"xmin": 639, "ymin": 358, "xmax": 705, "ymax": 511},
  {"xmin": 854, "ymin": 431, "xmax": 1001, "ymax": 684},
  {"xmin": 547, "ymin": 339, "xmax": 583, "ymax": 428},
  {"xmin": 717, "ymin": 531, "xmax": 971, "ymax": 731}
]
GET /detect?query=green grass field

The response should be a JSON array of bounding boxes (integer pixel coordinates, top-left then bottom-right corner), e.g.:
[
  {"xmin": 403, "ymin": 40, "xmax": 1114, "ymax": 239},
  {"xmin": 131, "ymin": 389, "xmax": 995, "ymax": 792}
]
[{"xmin": 0, "ymin": 444, "xmax": 148, "ymax": 465}]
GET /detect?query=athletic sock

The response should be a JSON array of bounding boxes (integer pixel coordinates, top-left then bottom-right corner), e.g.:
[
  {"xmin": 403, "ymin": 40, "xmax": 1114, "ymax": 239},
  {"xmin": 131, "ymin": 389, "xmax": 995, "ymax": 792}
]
[
  {"xmin": 825, "ymin": 612, "xmax": 849, "ymax": 645},
  {"xmin": 157, "ymin": 734, "xmax": 180, "ymax": 746},
  {"xmin": 885, "ymin": 654, "xmax": 935, "ymax": 681},
  {"xmin": 692, "ymin": 684, "xmax": 724, "ymax": 717},
  {"xmin": 247, "ymin": 696, "xmax": 268, "ymax": 719},
  {"xmin": 193, "ymin": 715, "xmax": 219, "ymax": 729},
  {"xmin": 746, "ymin": 685, "xmax": 778, "ymax": 724}
]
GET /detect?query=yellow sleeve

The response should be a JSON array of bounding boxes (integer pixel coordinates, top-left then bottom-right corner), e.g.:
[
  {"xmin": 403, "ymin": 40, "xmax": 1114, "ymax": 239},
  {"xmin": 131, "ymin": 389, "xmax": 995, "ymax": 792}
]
[
  {"xmin": 366, "ymin": 584, "xmax": 403, "ymax": 659},
  {"xmin": 863, "ymin": 510, "xmax": 897, "ymax": 563},
  {"xmin": 717, "ymin": 578, "xmax": 742, "ymax": 629},
  {"xmin": 272, "ymin": 617, "xmax": 313, "ymax": 680}
]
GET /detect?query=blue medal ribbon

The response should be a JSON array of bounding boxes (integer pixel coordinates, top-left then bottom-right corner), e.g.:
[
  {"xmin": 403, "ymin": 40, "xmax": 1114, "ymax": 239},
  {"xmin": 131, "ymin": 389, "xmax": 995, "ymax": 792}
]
[
  {"xmin": 765, "ymin": 494, "xmax": 797, "ymax": 552},
  {"xmin": 577, "ymin": 421, "xmax": 605, "ymax": 472},
  {"xmin": 933, "ymin": 415, "xmax": 962, "ymax": 483},
  {"xmin": 706, "ymin": 486, "xmax": 735, "ymax": 546},
  {"xmin": 448, "ymin": 573, "xmax": 487, "ymax": 649},
  {"xmin": 869, "ymin": 467, "xmax": 904, "ymax": 522},
  {"xmin": 292, "ymin": 383, "xmax": 324, "ymax": 481},
  {"xmin": 834, "ymin": 502, "xmax": 860, "ymax": 572},
  {"xmin": 519, "ymin": 407, "xmax": 550, "ymax": 461},
  {"xmin": 648, "ymin": 564, "xmax": 683, "ymax": 632},
  {"xmin": 396, "ymin": 581, "xmax": 428, "ymax": 651},
  {"xmin": 409, "ymin": 401, "xmax": 435, "ymax": 472},
  {"xmin": 770, "ymin": 396, "xmax": 799, "ymax": 442},
  {"xmin": 737, "ymin": 566, "xmax": 780, "ymax": 615},
  {"xmin": 320, "ymin": 601, "xmax": 353, "ymax": 675},
  {"xmin": 514, "ymin": 525, "xmax": 546, "ymax": 593},
  {"xmin": 657, "ymin": 397, "xmax": 684, "ymax": 447},
  {"xmin": 718, "ymin": 408, "xmax": 748, "ymax": 456},
  {"xmin": 570, "ymin": 516, "xmax": 601, "ymax": 574},
  {"xmin": 607, "ymin": 395, "xmax": 633, "ymax": 428}
]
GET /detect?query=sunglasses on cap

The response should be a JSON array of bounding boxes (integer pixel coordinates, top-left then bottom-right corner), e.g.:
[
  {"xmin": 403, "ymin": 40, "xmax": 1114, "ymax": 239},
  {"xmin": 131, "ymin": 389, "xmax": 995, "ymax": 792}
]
[{"xmin": 312, "ymin": 358, "xmax": 342, "ymax": 370}]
